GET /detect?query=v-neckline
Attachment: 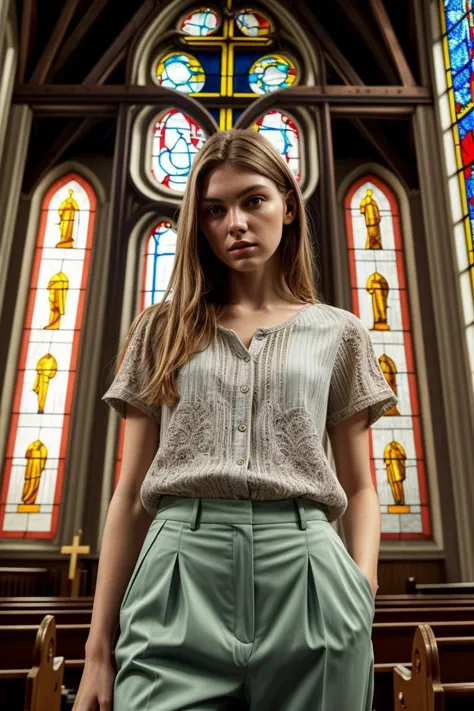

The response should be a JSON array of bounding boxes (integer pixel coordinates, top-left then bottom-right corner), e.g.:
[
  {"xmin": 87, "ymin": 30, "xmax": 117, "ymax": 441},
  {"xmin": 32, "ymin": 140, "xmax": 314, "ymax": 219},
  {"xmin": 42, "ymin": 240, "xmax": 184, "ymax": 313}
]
[{"xmin": 216, "ymin": 302, "xmax": 314, "ymax": 351}]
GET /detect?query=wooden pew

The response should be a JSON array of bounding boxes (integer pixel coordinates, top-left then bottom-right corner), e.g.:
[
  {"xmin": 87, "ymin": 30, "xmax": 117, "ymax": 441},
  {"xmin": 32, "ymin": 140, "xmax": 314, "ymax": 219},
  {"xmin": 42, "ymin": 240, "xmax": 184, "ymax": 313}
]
[
  {"xmin": 0, "ymin": 568, "xmax": 59, "ymax": 596},
  {"xmin": 375, "ymin": 594, "xmax": 474, "ymax": 607},
  {"xmin": 374, "ymin": 606, "xmax": 474, "ymax": 624},
  {"xmin": 393, "ymin": 623, "xmax": 474, "ymax": 710},
  {"xmin": 373, "ymin": 620, "xmax": 474, "ymax": 664},
  {"xmin": 406, "ymin": 577, "xmax": 474, "ymax": 596},
  {"xmin": 0, "ymin": 609, "xmax": 92, "ymax": 625},
  {"xmin": 24, "ymin": 615, "xmax": 64, "ymax": 711}
]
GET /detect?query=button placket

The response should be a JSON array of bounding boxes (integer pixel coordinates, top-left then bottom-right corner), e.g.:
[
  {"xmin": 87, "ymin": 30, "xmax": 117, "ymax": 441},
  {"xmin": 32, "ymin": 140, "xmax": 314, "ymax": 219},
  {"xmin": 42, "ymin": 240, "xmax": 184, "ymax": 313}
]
[{"xmin": 235, "ymin": 349, "xmax": 254, "ymax": 468}]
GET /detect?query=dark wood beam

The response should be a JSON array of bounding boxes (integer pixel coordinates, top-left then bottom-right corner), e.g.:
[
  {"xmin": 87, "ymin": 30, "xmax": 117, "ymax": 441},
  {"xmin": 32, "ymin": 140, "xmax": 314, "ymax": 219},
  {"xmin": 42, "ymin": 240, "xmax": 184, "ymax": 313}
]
[
  {"xmin": 17, "ymin": 0, "xmax": 36, "ymax": 84},
  {"xmin": 331, "ymin": 106, "xmax": 414, "ymax": 117},
  {"xmin": 368, "ymin": 0, "xmax": 417, "ymax": 86},
  {"xmin": 48, "ymin": 0, "xmax": 111, "ymax": 81},
  {"xmin": 13, "ymin": 84, "xmax": 432, "ymax": 107},
  {"xmin": 334, "ymin": 0, "xmax": 400, "ymax": 84},
  {"xmin": 296, "ymin": 3, "xmax": 363, "ymax": 85},
  {"xmin": 30, "ymin": 0, "xmax": 82, "ymax": 83},
  {"xmin": 21, "ymin": 1, "xmax": 159, "ymax": 197},
  {"xmin": 83, "ymin": 0, "xmax": 157, "ymax": 83}
]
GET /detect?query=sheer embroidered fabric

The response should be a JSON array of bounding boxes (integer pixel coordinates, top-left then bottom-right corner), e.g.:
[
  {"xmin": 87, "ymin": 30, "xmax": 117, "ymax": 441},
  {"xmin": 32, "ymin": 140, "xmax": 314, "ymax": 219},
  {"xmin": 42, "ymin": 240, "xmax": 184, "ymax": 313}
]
[{"xmin": 102, "ymin": 303, "xmax": 398, "ymax": 522}]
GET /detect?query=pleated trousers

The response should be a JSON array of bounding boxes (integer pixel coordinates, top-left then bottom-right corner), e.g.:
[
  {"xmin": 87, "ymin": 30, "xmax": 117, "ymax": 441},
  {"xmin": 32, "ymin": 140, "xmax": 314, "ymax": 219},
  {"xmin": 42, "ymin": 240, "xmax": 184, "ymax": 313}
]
[{"xmin": 113, "ymin": 495, "xmax": 375, "ymax": 711}]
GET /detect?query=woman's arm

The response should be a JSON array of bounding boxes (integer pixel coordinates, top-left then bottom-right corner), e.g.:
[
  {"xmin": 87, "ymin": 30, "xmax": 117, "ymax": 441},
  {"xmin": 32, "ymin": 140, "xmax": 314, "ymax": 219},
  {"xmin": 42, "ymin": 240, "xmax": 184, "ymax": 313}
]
[
  {"xmin": 84, "ymin": 404, "xmax": 159, "ymax": 660},
  {"xmin": 327, "ymin": 407, "xmax": 380, "ymax": 597}
]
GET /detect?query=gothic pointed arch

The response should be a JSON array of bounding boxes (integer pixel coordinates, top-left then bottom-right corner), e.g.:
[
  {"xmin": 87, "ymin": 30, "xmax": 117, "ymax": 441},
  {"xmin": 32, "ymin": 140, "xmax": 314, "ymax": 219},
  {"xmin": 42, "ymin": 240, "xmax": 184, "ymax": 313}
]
[
  {"xmin": 338, "ymin": 165, "xmax": 440, "ymax": 542},
  {"xmin": 0, "ymin": 166, "xmax": 105, "ymax": 539}
]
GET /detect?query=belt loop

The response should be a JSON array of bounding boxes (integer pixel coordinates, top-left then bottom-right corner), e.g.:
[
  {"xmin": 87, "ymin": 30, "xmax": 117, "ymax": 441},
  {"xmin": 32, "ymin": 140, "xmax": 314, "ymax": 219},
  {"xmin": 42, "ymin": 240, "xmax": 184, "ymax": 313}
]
[
  {"xmin": 294, "ymin": 498, "xmax": 307, "ymax": 530},
  {"xmin": 189, "ymin": 498, "xmax": 201, "ymax": 531}
]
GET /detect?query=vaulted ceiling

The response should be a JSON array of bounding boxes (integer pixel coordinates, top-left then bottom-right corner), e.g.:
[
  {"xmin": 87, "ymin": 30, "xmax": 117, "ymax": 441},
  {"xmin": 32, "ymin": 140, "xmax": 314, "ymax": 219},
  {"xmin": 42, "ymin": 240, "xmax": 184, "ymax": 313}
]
[{"xmin": 13, "ymin": 0, "xmax": 425, "ymax": 194}]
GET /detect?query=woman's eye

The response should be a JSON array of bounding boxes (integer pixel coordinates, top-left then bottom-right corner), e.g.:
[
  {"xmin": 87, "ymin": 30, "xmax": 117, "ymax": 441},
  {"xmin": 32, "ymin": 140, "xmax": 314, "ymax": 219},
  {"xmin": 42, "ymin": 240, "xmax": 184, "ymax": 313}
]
[
  {"xmin": 207, "ymin": 205, "xmax": 223, "ymax": 215},
  {"xmin": 206, "ymin": 197, "xmax": 263, "ymax": 216}
]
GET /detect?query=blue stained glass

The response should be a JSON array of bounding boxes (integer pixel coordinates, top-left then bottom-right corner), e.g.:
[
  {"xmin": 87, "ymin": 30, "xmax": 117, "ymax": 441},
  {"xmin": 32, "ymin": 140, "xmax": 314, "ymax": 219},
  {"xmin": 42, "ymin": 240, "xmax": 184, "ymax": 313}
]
[
  {"xmin": 144, "ymin": 221, "xmax": 177, "ymax": 307},
  {"xmin": 443, "ymin": 1, "xmax": 474, "ymax": 244},
  {"xmin": 248, "ymin": 55, "xmax": 297, "ymax": 95},
  {"xmin": 254, "ymin": 110, "xmax": 300, "ymax": 181},
  {"xmin": 151, "ymin": 110, "xmax": 206, "ymax": 193},
  {"xmin": 156, "ymin": 52, "xmax": 205, "ymax": 94},
  {"xmin": 180, "ymin": 7, "xmax": 219, "ymax": 36},
  {"xmin": 193, "ymin": 50, "xmax": 222, "ymax": 93},
  {"xmin": 234, "ymin": 51, "xmax": 268, "ymax": 93}
]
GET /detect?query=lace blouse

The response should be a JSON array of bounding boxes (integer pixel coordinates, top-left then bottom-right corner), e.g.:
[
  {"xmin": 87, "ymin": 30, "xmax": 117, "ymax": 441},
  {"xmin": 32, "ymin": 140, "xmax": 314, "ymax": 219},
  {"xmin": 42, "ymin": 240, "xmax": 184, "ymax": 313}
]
[{"xmin": 102, "ymin": 302, "xmax": 398, "ymax": 522}]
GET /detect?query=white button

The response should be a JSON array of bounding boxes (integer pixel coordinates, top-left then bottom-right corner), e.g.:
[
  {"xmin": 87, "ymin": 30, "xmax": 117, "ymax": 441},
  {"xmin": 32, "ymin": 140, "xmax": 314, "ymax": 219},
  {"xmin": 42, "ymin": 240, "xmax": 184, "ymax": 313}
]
[
  {"xmin": 240, "ymin": 385, "xmax": 249, "ymax": 393},
  {"xmin": 236, "ymin": 457, "xmax": 245, "ymax": 465},
  {"xmin": 238, "ymin": 423, "xmax": 247, "ymax": 432}
]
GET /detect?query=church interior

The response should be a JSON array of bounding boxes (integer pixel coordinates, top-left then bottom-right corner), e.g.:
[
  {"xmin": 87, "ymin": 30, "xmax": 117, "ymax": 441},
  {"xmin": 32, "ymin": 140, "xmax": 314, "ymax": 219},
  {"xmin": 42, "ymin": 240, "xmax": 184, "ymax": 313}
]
[{"xmin": 1, "ymin": 0, "xmax": 474, "ymax": 708}]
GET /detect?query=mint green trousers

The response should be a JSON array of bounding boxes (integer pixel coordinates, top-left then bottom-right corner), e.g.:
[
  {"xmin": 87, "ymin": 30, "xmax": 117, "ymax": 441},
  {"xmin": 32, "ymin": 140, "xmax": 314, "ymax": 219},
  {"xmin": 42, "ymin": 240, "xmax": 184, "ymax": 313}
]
[{"xmin": 113, "ymin": 496, "xmax": 375, "ymax": 711}]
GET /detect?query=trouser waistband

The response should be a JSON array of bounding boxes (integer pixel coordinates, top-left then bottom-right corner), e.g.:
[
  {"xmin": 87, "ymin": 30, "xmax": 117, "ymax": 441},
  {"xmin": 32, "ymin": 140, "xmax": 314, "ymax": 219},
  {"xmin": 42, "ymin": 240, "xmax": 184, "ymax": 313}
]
[{"xmin": 154, "ymin": 496, "xmax": 329, "ymax": 531}]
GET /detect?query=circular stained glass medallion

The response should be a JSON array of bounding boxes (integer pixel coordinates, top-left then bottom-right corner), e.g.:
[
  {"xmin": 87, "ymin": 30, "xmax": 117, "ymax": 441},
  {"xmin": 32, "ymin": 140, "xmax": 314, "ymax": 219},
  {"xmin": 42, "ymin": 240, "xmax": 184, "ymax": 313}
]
[
  {"xmin": 155, "ymin": 52, "xmax": 206, "ymax": 93},
  {"xmin": 249, "ymin": 54, "xmax": 297, "ymax": 94},
  {"xmin": 179, "ymin": 7, "xmax": 220, "ymax": 36},
  {"xmin": 236, "ymin": 9, "xmax": 272, "ymax": 36}
]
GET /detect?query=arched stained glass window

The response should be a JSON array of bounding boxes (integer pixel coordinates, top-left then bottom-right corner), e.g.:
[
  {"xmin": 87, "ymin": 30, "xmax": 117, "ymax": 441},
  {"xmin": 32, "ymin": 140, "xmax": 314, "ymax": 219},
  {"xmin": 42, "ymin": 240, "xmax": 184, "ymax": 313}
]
[
  {"xmin": 113, "ymin": 220, "xmax": 178, "ymax": 490},
  {"xmin": 436, "ymin": 1, "xmax": 474, "ymax": 389},
  {"xmin": 151, "ymin": 109, "xmax": 207, "ymax": 192},
  {"xmin": 253, "ymin": 110, "xmax": 300, "ymax": 180},
  {"xmin": 344, "ymin": 175, "xmax": 431, "ymax": 540},
  {"xmin": 0, "ymin": 174, "xmax": 97, "ymax": 538},
  {"xmin": 136, "ymin": 1, "xmax": 315, "ymax": 199}
]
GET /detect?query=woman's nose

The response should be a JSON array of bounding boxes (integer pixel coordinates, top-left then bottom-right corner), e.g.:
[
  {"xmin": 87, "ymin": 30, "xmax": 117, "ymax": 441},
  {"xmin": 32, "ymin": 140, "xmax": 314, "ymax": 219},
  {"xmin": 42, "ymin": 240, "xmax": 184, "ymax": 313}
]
[{"xmin": 227, "ymin": 206, "xmax": 247, "ymax": 232}]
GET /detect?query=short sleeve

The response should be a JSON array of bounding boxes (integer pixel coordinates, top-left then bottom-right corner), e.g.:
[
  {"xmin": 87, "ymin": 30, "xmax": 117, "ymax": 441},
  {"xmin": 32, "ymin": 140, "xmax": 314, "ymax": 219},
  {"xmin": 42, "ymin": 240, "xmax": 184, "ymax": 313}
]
[
  {"xmin": 326, "ymin": 312, "xmax": 398, "ymax": 429},
  {"xmin": 101, "ymin": 309, "xmax": 162, "ymax": 426}
]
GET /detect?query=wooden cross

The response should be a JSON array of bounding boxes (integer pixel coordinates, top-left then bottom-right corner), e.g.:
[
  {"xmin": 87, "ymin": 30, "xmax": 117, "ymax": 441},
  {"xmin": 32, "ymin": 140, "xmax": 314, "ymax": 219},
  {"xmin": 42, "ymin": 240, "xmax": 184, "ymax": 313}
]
[{"xmin": 60, "ymin": 529, "xmax": 90, "ymax": 597}]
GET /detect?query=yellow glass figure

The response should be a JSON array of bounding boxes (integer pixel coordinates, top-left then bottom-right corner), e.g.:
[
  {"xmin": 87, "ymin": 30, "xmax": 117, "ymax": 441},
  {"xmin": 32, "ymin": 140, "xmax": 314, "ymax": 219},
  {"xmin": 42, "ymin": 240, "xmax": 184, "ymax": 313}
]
[
  {"xmin": 366, "ymin": 272, "xmax": 390, "ymax": 330},
  {"xmin": 33, "ymin": 354, "xmax": 58, "ymax": 413},
  {"xmin": 43, "ymin": 271, "xmax": 69, "ymax": 330},
  {"xmin": 18, "ymin": 440, "xmax": 48, "ymax": 513},
  {"xmin": 384, "ymin": 441, "xmax": 410, "ymax": 514},
  {"xmin": 378, "ymin": 354, "xmax": 400, "ymax": 416},
  {"xmin": 56, "ymin": 188, "xmax": 79, "ymax": 248},
  {"xmin": 360, "ymin": 188, "xmax": 382, "ymax": 249}
]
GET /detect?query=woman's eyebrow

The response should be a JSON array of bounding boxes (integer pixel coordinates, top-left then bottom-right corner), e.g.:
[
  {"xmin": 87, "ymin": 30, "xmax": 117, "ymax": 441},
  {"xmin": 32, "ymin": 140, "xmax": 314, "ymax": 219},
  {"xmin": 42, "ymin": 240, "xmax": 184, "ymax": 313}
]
[{"xmin": 201, "ymin": 183, "xmax": 269, "ymax": 203}]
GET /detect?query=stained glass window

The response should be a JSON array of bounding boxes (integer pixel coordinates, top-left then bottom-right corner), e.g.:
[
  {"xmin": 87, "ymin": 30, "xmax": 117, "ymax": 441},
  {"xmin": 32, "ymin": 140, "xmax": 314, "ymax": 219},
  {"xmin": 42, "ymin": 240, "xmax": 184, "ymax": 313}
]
[
  {"xmin": 344, "ymin": 176, "xmax": 431, "ymax": 539},
  {"xmin": 155, "ymin": 51, "xmax": 206, "ymax": 93},
  {"xmin": 113, "ymin": 221, "xmax": 178, "ymax": 490},
  {"xmin": 248, "ymin": 54, "xmax": 297, "ymax": 94},
  {"xmin": 0, "ymin": 174, "xmax": 97, "ymax": 538},
  {"xmin": 436, "ymin": 1, "xmax": 474, "ymax": 390},
  {"xmin": 179, "ymin": 7, "xmax": 220, "ymax": 36},
  {"xmin": 253, "ymin": 110, "xmax": 300, "ymax": 181},
  {"xmin": 151, "ymin": 109, "xmax": 207, "ymax": 192},
  {"xmin": 236, "ymin": 9, "xmax": 272, "ymax": 37}
]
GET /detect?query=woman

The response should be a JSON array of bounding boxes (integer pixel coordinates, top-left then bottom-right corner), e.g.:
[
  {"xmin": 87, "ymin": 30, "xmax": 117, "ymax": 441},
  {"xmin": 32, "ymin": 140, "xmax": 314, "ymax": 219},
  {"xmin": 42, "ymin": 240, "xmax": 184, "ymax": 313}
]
[{"xmin": 74, "ymin": 128, "xmax": 397, "ymax": 711}]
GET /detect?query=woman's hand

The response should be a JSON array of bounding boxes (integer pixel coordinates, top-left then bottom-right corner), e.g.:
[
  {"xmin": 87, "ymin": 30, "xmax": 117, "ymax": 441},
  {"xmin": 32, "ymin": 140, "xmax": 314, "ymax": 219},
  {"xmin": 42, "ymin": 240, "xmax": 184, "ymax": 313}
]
[{"xmin": 72, "ymin": 652, "xmax": 116, "ymax": 711}]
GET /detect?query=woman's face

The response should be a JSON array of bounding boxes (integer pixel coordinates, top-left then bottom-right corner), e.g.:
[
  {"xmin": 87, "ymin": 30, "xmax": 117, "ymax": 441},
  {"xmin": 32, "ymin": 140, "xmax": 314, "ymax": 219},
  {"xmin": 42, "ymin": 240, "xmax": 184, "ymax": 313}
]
[{"xmin": 198, "ymin": 163, "xmax": 295, "ymax": 272}]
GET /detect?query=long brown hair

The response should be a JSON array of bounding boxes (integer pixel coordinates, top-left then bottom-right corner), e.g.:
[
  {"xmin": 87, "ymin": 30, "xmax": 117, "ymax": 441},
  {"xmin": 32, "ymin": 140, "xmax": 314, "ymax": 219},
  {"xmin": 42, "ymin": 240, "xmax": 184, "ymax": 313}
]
[{"xmin": 114, "ymin": 128, "xmax": 323, "ymax": 406}]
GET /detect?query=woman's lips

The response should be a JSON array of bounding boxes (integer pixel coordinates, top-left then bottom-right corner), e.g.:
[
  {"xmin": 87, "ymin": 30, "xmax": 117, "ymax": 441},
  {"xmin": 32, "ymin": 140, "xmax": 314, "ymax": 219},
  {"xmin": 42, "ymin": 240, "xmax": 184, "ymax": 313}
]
[{"xmin": 230, "ymin": 244, "xmax": 258, "ymax": 255}]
